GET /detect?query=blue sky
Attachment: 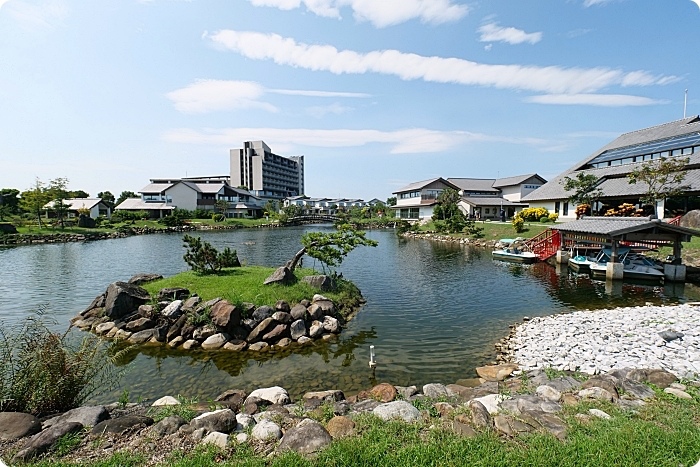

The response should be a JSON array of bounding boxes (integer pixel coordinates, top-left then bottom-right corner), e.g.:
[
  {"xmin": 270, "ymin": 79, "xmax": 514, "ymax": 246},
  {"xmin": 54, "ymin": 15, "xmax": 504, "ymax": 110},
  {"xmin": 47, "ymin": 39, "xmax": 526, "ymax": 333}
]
[{"xmin": 1, "ymin": 0, "xmax": 700, "ymax": 201}]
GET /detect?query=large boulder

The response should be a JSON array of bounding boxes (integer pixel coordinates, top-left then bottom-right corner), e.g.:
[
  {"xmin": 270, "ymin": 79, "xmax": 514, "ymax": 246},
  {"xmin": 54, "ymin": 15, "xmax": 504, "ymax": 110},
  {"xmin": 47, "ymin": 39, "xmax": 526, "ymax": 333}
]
[
  {"xmin": 190, "ymin": 409, "xmax": 238, "ymax": 433},
  {"xmin": 158, "ymin": 288, "xmax": 190, "ymax": 301},
  {"xmin": 277, "ymin": 419, "xmax": 332, "ymax": 454},
  {"xmin": 43, "ymin": 406, "xmax": 109, "ymax": 430},
  {"xmin": 0, "ymin": 412, "xmax": 42, "ymax": 440},
  {"xmin": 302, "ymin": 275, "xmax": 333, "ymax": 291},
  {"xmin": 290, "ymin": 319, "xmax": 307, "ymax": 341},
  {"xmin": 680, "ymin": 210, "xmax": 700, "ymax": 228},
  {"xmin": 13, "ymin": 422, "xmax": 83, "ymax": 462},
  {"xmin": 263, "ymin": 266, "xmax": 294, "ymax": 285},
  {"xmin": 373, "ymin": 401, "xmax": 420, "ymax": 422},
  {"xmin": 252, "ymin": 306, "xmax": 274, "ymax": 324},
  {"xmin": 104, "ymin": 282, "xmax": 150, "ymax": 320},
  {"xmin": 210, "ymin": 301, "xmax": 241, "ymax": 330},
  {"xmin": 91, "ymin": 415, "xmax": 153, "ymax": 435},
  {"xmin": 246, "ymin": 386, "xmax": 290, "ymax": 405},
  {"xmin": 128, "ymin": 273, "xmax": 163, "ymax": 285},
  {"xmin": 247, "ymin": 318, "xmax": 276, "ymax": 343}
]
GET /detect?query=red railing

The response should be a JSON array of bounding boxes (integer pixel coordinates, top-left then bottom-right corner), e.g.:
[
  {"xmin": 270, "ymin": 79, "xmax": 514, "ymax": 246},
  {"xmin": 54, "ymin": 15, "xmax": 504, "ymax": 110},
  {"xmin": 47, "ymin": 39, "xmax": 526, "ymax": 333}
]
[
  {"xmin": 524, "ymin": 229, "xmax": 561, "ymax": 261},
  {"xmin": 667, "ymin": 215, "xmax": 682, "ymax": 226}
]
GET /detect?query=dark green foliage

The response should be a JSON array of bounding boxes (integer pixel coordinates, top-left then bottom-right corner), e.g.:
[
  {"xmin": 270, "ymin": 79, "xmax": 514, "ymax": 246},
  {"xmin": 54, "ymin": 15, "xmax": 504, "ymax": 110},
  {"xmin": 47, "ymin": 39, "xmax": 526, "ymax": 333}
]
[
  {"xmin": 0, "ymin": 309, "xmax": 123, "ymax": 416},
  {"xmin": 628, "ymin": 157, "xmax": 690, "ymax": 205},
  {"xmin": 562, "ymin": 172, "xmax": 604, "ymax": 206},
  {"xmin": 432, "ymin": 188, "xmax": 476, "ymax": 234},
  {"xmin": 299, "ymin": 224, "xmax": 378, "ymax": 273},
  {"xmin": 159, "ymin": 208, "xmax": 191, "ymax": 227},
  {"xmin": 96, "ymin": 191, "xmax": 115, "ymax": 209},
  {"xmin": 182, "ymin": 234, "xmax": 240, "ymax": 274},
  {"xmin": 115, "ymin": 190, "xmax": 138, "ymax": 207}
]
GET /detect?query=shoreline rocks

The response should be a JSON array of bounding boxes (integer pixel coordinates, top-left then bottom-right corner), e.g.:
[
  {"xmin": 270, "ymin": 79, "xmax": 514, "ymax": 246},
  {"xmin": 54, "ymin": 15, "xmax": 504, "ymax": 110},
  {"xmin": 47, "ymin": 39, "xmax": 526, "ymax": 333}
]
[
  {"xmin": 497, "ymin": 303, "xmax": 700, "ymax": 380},
  {"xmin": 71, "ymin": 274, "xmax": 359, "ymax": 352}
]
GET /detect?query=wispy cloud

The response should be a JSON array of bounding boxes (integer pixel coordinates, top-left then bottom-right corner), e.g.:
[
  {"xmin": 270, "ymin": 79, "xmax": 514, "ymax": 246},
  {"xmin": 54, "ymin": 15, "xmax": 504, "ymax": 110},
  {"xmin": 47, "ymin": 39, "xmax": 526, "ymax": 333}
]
[
  {"xmin": 305, "ymin": 103, "xmax": 353, "ymax": 118},
  {"xmin": 163, "ymin": 126, "xmax": 562, "ymax": 155},
  {"xmin": 166, "ymin": 79, "xmax": 370, "ymax": 113},
  {"xmin": 1, "ymin": 0, "xmax": 68, "ymax": 31},
  {"xmin": 583, "ymin": 0, "xmax": 615, "ymax": 7},
  {"xmin": 247, "ymin": 0, "xmax": 469, "ymax": 28},
  {"xmin": 478, "ymin": 22, "xmax": 542, "ymax": 45},
  {"xmin": 525, "ymin": 94, "xmax": 667, "ymax": 106},
  {"xmin": 206, "ymin": 30, "xmax": 677, "ymax": 95}
]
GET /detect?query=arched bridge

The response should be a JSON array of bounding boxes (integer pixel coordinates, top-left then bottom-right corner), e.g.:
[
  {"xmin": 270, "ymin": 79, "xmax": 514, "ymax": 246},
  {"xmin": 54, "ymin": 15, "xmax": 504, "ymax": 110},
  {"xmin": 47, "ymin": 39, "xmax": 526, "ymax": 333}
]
[{"xmin": 283, "ymin": 214, "xmax": 341, "ymax": 225}]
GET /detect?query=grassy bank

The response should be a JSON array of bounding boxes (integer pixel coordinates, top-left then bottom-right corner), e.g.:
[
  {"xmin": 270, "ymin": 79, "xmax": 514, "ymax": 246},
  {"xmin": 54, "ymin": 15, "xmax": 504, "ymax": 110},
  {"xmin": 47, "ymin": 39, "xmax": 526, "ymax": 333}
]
[
  {"xmin": 20, "ymin": 382, "xmax": 700, "ymax": 467},
  {"xmin": 141, "ymin": 266, "xmax": 363, "ymax": 316},
  {"xmin": 411, "ymin": 220, "xmax": 551, "ymax": 241}
]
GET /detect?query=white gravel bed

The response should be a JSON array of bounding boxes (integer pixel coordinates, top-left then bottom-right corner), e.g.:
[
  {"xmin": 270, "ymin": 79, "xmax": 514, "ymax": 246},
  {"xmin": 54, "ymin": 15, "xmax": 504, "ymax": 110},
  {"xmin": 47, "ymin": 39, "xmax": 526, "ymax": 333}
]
[{"xmin": 509, "ymin": 303, "xmax": 700, "ymax": 379}]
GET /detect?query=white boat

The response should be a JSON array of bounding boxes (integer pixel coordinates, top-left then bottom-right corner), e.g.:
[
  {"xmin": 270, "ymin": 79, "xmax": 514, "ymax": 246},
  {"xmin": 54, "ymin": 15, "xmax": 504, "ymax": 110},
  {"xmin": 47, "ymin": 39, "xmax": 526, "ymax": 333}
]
[
  {"xmin": 568, "ymin": 253, "xmax": 597, "ymax": 272},
  {"xmin": 492, "ymin": 242, "xmax": 538, "ymax": 263},
  {"xmin": 590, "ymin": 247, "xmax": 664, "ymax": 282},
  {"xmin": 589, "ymin": 247, "xmax": 631, "ymax": 279}
]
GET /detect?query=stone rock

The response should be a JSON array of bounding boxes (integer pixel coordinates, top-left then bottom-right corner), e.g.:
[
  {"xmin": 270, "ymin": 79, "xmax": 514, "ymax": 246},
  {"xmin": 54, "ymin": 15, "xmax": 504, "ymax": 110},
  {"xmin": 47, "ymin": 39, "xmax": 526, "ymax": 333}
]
[
  {"xmin": 276, "ymin": 337, "xmax": 292, "ymax": 347},
  {"xmin": 151, "ymin": 415, "xmax": 187, "ymax": 436},
  {"xmin": 473, "ymin": 394, "xmax": 507, "ymax": 414},
  {"xmin": 236, "ymin": 433, "xmax": 249, "ymax": 444},
  {"xmin": 278, "ymin": 419, "xmax": 332, "ymax": 454},
  {"xmin": 536, "ymin": 385, "xmax": 562, "ymax": 403},
  {"xmin": 469, "ymin": 400, "xmax": 493, "ymax": 428},
  {"xmin": 272, "ymin": 311, "xmax": 293, "ymax": 324},
  {"xmin": 94, "ymin": 321, "xmax": 115, "ymax": 335},
  {"xmin": 646, "ymin": 369, "xmax": 677, "ymax": 388},
  {"xmin": 247, "ymin": 317, "xmax": 276, "ymax": 343},
  {"xmin": 373, "ymin": 401, "xmax": 421, "ymax": 422},
  {"xmin": 168, "ymin": 336, "xmax": 184, "ymax": 348},
  {"xmin": 494, "ymin": 414, "xmax": 514, "ymax": 437},
  {"xmin": 0, "ymin": 223, "xmax": 18, "ymax": 234},
  {"xmin": 128, "ymin": 273, "xmax": 163, "ymax": 285},
  {"xmin": 167, "ymin": 314, "xmax": 188, "ymax": 342},
  {"xmin": 191, "ymin": 409, "xmax": 238, "ymax": 433},
  {"xmin": 578, "ymin": 387, "xmax": 615, "ymax": 402},
  {"xmin": 352, "ymin": 399, "xmax": 381, "ymax": 413},
  {"xmin": 423, "ymin": 383, "xmax": 453, "ymax": 399},
  {"xmin": 211, "ymin": 301, "xmax": 241, "ymax": 330},
  {"xmin": 248, "ymin": 342, "xmax": 269, "ymax": 351},
  {"xmin": 125, "ymin": 317, "xmax": 154, "ymax": 333},
  {"xmin": 302, "ymin": 275, "xmax": 333, "ymax": 291},
  {"xmin": 161, "ymin": 300, "xmax": 183, "ymax": 319},
  {"xmin": 395, "ymin": 386, "xmax": 418, "ymax": 400},
  {"xmin": 621, "ymin": 379, "xmax": 655, "ymax": 400},
  {"xmin": 544, "ymin": 376, "xmax": 581, "ymax": 393},
  {"xmin": 582, "ymin": 377, "xmax": 619, "ymax": 399},
  {"xmin": 434, "ymin": 402, "xmax": 455, "ymax": 418},
  {"xmin": 626, "ymin": 369, "xmax": 649, "ymax": 383},
  {"xmin": 304, "ymin": 390, "xmax": 345, "ymax": 402},
  {"xmin": 274, "ymin": 300, "xmax": 291, "ymax": 313},
  {"xmin": 202, "ymin": 432, "xmax": 229, "ymax": 449},
  {"xmin": 326, "ymin": 415, "xmax": 355, "ymax": 438},
  {"xmin": 262, "ymin": 324, "xmax": 288, "ymax": 342},
  {"xmin": 223, "ymin": 340, "xmax": 247, "ymax": 351},
  {"xmin": 664, "ymin": 387, "xmax": 693, "ymax": 399},
  {"xmin": 247, "ymin": 387, "xmax": 290, "ymax": 406},
  {"xmin": 451, "ymin": 420, "xmax": 477, "ymax": 437},
  {"xmin": 369, "ymin": 383, "xmax": 398, "ymax": 403},
  {"xmin": 263, "ymin": 266, "xmax": 294, "ymax": 286},
  {"xmin": 13, "ymin": 422, "xmax": 83, "ymax": 462},
  {"xmin": 191, "ymin": 428, "xmax": 207, "ymax": 442},
  {"xmin": 182, "ymin": 339, "xmax": 199, "ymax": 350},
  {"xmin": 297, "ymin": 336, "xmax": 313, "ymax": 344},
  {"xmin": 589, "ymin": 409, "xmax": 611, "ymax": 419},
  {"xmin": 307, "ymin": 303, "xmax": 325, "ymax": 321},
  {"xmin": 322, "ymin": 316, "xmax": 340, "ymax": 333},
  {"xmin": 43, "ymin": 406, "xmax": 109, "ymax": 430},
  {"xmin": 181, "ymin": 295, "xmax": 201, "ymax": 311},
  {"xmin": 202, "ymin": 333, "xmax": 229, "ymax": 350},
  {"xmin": 308, "ymin": 321, "xmax": 324, "ymax": 338},
  {"xmin": 520, "ymin": 410, "xmax": 567, "ymax": 440},
  {"xmin": 290, "ymin": 304, "xmax": 308, "ymax": 321},
  {"xmin": 82, "ymin": 294, "xmax": 106, "ymax": 315},
  {"xmin": 236, "ymin": 413, "xmax": 256, "ymax": 431},
  {"xmin": 214, "ymin": 389, "xmax": 247, "ymax": 411},
  {"xmin": 193, "ymin": 324, "xmax": 218, "ymax": 341},
  {"xmin": 128, "ymin": 329, "xmax": 155, "ymax": 344},
  {"xmin": 158, "ymin": 287, "xmax": 189, "ymax": 301},
  {"xmin": 312, "ymin": 296, "xmax": 334, "ymax": 311},
  {"xmin": 0, "ymin": 412, "xmax": 42, "ymax": 440},
  {"xmin": 91, "ymin": 415, "xmax": 153, "ymax": 435},
  {"xmin": 475, "ymin": 364, "xmax": 518, "ymax": 382},
  {"xmin": 286, "ymin": 319, "xmax": 307, "ymax": 341},
  {"xmin": 104, "ymin": 281, "xmax": 150, "ymax": 320},
  {"xmin": 251, "ymin": 419, "xmax": 282, "ymax": 441},
  {"xmin": 152, "ymin": 396, "xmax": 180, "ymax": 406}
]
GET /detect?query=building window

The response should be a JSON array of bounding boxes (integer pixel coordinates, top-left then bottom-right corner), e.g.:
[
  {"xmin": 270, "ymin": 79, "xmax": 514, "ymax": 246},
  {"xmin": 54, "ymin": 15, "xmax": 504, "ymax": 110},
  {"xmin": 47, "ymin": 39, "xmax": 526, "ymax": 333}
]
[
  {"xmin": 563, "ymin": 202, "xmax": 569, "ymax": 216},
  {"xmin": 555, "ymin": 201, "xmax": 560, "ymax": 214}
]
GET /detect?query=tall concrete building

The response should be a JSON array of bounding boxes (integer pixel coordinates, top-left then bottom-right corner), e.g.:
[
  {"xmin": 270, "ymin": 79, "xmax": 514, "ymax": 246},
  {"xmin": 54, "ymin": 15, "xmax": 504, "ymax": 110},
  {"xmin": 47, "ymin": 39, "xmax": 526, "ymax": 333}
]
[{"xmin": 230, "ymin": 141, "xmax": 304, "ymax": 201}]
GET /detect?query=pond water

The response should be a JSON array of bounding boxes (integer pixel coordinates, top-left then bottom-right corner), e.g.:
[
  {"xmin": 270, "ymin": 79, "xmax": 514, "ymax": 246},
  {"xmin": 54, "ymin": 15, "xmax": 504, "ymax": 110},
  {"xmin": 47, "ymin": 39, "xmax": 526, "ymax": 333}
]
[{"xmin": 1, "ymin": 226, "xmax": 697, "ymax": 402}]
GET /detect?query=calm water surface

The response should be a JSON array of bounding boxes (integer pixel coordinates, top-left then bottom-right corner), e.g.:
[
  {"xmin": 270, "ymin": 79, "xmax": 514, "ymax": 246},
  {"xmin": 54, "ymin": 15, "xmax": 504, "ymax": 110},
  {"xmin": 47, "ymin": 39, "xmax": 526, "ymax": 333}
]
[{"xmin": 1, "ymin": 227, "xmax": 697, "ymax": 402}]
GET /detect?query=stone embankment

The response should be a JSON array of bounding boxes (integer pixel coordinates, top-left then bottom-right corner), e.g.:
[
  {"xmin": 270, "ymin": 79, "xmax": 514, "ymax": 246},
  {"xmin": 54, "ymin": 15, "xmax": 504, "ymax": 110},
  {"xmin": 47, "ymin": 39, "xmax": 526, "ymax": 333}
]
[
  {"xmin": 0, "ymin": 222, "xmax": 280, "ymax": 246},
  {"xmin": 71, "ymin": 274, "xmax": 357, "ymax": 352},
  {"xmin": 400, "ymin": 231, "xmax": 500, "ymax": 248},
  {"xmin": 1, "ymin": 363, "xmax": 696, "ymax": 464},
  {"xmin": 497, "ymin": 303, "xmax": 700, "ymax": 380}
]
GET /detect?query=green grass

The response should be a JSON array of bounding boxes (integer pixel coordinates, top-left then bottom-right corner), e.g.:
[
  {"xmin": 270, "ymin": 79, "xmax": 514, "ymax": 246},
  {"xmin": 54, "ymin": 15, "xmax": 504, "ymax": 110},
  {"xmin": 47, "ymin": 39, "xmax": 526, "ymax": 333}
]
[
  {"xmin": 414, "ymin": 220, "xmax": 550, "ymax": 241},
  {"xmin": 140, "ymin": 266, "xmax": 361, "ymax": 312}
]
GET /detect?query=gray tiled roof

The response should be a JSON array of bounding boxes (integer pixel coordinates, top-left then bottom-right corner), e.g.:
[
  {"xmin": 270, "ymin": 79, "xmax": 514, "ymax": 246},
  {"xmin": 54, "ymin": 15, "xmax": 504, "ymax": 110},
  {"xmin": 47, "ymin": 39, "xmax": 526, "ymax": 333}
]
[
  {"xmin": 493, "ymin": 173, "xmax": 546, "ymax": 188},
  {"xmin": 139, "ymin": 183, "xmax": 174, "ymax": 194},
  {"xmin": 394, "ymin": 178, "xmax": 458, "ymax": 193},
  {"xmin": 115, "ymin": 199, "xmax": 173, "ymax": 210},
  {"xmin": 523, "ymin": 116, "xmax": 700, "ymax": 202},
  {"xmin": 555, "ymin": 216, "xmax": 700, "ymax": 237},
  {"xmin": 447, "ymin": 178, "xmax": 500, "ymax": 192}
]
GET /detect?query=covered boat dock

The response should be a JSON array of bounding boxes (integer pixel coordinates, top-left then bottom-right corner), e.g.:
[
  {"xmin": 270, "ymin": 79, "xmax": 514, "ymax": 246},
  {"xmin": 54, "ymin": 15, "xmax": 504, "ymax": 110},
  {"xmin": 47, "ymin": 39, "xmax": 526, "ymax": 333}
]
[{"xmin": 552, "ymin": 216, "xmax": 700, "ymax": 282}]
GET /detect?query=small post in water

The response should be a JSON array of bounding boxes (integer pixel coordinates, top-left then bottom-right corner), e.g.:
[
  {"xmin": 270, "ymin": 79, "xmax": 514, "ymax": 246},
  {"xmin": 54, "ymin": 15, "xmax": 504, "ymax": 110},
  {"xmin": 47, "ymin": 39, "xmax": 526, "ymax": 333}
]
[{"xmin": 369, "ymin": 345, "xmax": 377, "ymax": 369}]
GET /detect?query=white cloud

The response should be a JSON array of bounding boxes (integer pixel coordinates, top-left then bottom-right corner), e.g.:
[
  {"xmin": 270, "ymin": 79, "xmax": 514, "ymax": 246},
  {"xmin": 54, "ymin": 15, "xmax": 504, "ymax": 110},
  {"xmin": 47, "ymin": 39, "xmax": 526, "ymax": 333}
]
[
  {"xmin": 525, "ymin": 94, "xmax": 667, "ymax": 107},
  {"xmin": 163, "ymin": 126, "xmax": 561, "ymax": 155},
  {"xmin": 166, "ymin": 80, "xmax": 278, "ymax": 113},
  {"xmin": 206, "ymin": 30, "xmax": 676, "ymax": 95},
  {"xmin": 1, "ymin": 0, "xmax": 68, "ymax": 31},
  {"xmin": 270, "ymin": 89, "xmax": 371, "ymax": 98},
  {"xmin": 166, "ymin": 79, "xmax": 369, "ymax": 113},
  {"xmin": 478, "ymin": 22, "xmax": 542, "ymax": 45},
  {"xmin": 583, "ymin": 0, "xmax": 615, "ymax": 6},
  {"xmin": 247, "ymin": 0, "xmax": 469, "ymax": 27},
  {"xmin": 306, "ymin": 103, "xmax": 353, "ymax": 118}
]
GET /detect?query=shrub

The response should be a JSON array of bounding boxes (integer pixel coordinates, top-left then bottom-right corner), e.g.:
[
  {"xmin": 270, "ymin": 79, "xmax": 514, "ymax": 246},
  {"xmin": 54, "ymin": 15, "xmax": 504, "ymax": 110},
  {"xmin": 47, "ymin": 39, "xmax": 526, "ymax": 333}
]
[
  {"xmin": 517, "ymin": 207, "xmax": 550, "ymax": 222},
  {"xmin": 548, "ymin": 213, "xmax": 559, "ymax": 222},
  {"xmin": 182, "ymin": 234, "xmax": 240, "ymax": 274},
  {"xmin": 539, "ymin": 216, "xmax": 550, "ymax": 223},
  {"xmin": 159, "ymin": 208, "xmax": 191, "ymax": 227},
  {"xmin": 512, "ymin": 217, "xmax": 525, "ymax": 233},
  {"xmin": 0, "ymin": 309, "xmax": 124, "ymax": 416},
  {"xmin": 211, "ymin": 213, "xmax": 225, "ymax": 222}
]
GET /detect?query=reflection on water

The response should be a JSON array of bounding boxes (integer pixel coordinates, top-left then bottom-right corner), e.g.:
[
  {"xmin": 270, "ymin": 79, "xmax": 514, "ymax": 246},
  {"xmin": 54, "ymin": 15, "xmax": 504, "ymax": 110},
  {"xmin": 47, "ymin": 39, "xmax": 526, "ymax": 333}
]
[{"xmin": 2, "ymin": 228, "xmax": 699, "ymax": 402}]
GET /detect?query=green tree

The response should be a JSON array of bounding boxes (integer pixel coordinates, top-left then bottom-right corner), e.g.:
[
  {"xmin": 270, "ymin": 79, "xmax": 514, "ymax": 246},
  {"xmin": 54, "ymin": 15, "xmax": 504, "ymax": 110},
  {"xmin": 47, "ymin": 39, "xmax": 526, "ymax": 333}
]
[
  {"xmin": 263, "ymin": 200, "xmax": 279, "ymax": 218},
  {"xmin": 115, "ymin": 190, "xmax": 138, "ymax": 207},
  {"xmin": 286, "ymin": 224, "xmax": 378, "ymax": 273},
  {"xmin": 214, "ymin": 199, "xmax": 229, "ymax": 220},
  {"xmin": 46, "ymin": 177, "xmax": 71, "ymax": 228},
  {"xmin": 561, "ymin": 172, "xmax": 604, "ymax": 206},
  {"xmin": 97, "ymin": 191, "xmax": 116, "ymax": 209},
  {"xmin": 628, "ymin": 157, "xmax": 690, "ymax": 209},
  {"xmin": 182, "ymin": 234, "xmax": 240, "ymax": 274},
  {"xmin": 386, "ymin": 196, "xmax": 397, "ymax": 206},
  {"xmin": 69, "ymin": 190, "xmax": 90, "ymax": 199},
  {"xmin": 20, "ymin": 178, "xmax": 50, "ymax": 228},
  {"xmin": 432, "ymin": 188, "xmax": 471, "ymax": 233},
  {"xmin": 0, "ymin": 188, "xmax": 20, "ymax": 214},
  {"xmin": 159, "ymin": 208, "xmax": 191, "ymax": 227}
]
